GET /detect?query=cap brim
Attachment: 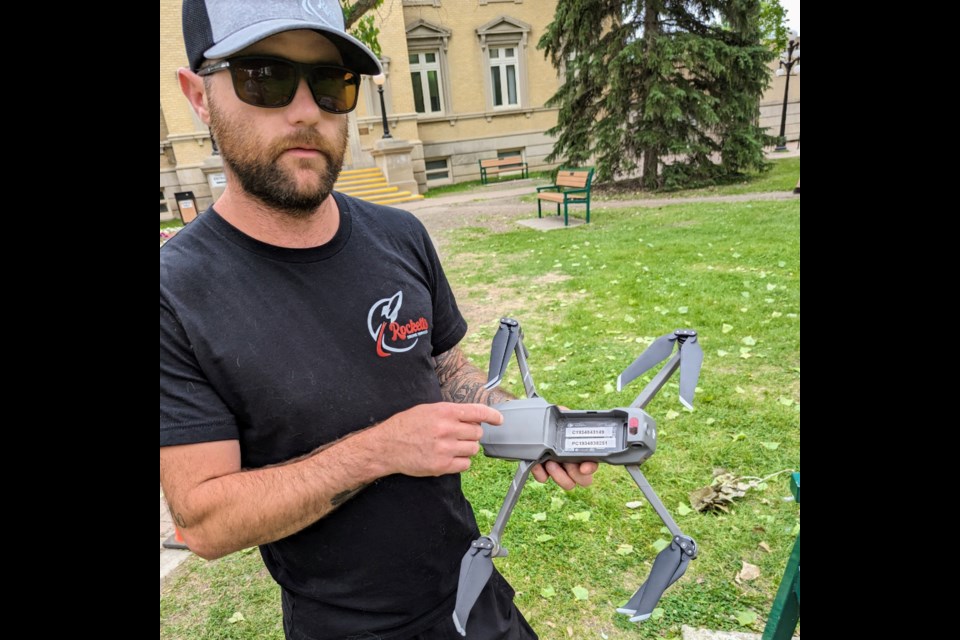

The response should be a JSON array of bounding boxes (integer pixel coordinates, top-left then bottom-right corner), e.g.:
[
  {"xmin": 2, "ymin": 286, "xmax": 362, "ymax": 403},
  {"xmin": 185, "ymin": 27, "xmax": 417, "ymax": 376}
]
[{"xmin": 204, "ymin": 18, "xmax": 382, "ymax": 75}]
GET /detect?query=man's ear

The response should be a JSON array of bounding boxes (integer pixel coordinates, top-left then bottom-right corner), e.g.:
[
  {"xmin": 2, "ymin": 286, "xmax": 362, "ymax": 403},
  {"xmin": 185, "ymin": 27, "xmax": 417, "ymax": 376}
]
[{"xmin": 178, "ymin": 68, "xmax": 211, "ymax": 125}]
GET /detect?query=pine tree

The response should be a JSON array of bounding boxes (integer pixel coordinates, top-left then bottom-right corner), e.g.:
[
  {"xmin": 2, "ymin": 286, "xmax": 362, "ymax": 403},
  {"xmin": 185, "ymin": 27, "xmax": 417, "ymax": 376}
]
[{"xmin": 539, "ymin": 0, "xmax": 775, "ymax": 189}]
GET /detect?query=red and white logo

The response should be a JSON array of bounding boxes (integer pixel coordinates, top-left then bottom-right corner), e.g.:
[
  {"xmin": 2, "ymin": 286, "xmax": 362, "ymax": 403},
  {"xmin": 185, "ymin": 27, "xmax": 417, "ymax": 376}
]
[{"xmin": 367, "ymin": 291, "xmax": 430, "ymax": 358}]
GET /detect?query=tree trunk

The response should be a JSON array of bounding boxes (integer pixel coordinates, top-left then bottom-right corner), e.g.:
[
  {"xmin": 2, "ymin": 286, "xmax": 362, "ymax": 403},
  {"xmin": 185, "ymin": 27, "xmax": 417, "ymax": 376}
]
[
  {"xmin": 344, "ymin": 0, "xmax": 381, "ymax": 28},
  {"xmin": 641, "ymin": 0, "xmax": 661, "ymax": 189}
]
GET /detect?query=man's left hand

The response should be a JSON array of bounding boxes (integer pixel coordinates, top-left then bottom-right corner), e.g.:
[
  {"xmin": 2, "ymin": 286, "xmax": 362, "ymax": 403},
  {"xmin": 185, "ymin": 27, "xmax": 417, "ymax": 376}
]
[{"xmin": 532, "ymin": 460, "xmax": 598, "ymax": 490}]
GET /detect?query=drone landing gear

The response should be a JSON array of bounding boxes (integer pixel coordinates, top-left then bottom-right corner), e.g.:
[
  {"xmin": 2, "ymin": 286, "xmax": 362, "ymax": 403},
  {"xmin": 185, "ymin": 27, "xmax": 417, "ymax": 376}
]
[
  {"xmin": 616, "ymin": 464, "xmax": 698, "ymax": 622},
  {"xmin": 453, "ymin": 459, "xmax": 538, "ymax": 636}
]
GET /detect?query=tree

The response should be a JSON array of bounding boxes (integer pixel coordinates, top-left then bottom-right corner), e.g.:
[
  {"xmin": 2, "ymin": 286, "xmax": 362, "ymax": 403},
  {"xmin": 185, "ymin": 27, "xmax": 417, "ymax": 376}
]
[
  {"xmin": 539, "ymin": 0, "xmax": 775, "ymax": 189},
  {"xmin": 758, "ymin": 0, "xmax": 789, "ymax": 52},
  {"xmin": 342, "ymin": 0, "xmax": 384, "ymax": 58}
]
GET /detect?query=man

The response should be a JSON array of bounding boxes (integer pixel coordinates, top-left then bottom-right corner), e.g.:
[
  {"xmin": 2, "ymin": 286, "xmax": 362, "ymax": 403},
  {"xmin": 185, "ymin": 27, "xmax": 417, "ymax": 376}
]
[{"xmin": 160, "ymin": 1, "xmax": 597, "ymax": 638}]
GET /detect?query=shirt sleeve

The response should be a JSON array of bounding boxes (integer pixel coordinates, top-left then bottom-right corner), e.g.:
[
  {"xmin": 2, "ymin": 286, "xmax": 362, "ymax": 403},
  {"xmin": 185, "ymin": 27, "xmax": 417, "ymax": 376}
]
[
  {"xmin": 160, "ymin": 295, "xmax": 239, "ymax": 447},
  {"xmin": 413, "ymin": 220, "xmax": 467, "ymax": 356}
]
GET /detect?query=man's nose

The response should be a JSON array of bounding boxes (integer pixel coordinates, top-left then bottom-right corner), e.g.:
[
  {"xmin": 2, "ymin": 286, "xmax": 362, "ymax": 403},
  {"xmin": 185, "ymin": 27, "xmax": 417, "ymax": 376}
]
[{"xmin": 285, "ymin": 77, "xmax": 323, "ymax": 123}]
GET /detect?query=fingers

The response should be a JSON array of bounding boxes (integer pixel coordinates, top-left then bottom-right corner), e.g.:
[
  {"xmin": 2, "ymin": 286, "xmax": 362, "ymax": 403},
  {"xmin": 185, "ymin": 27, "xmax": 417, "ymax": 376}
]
[
  {"xmin": 536, "ymin": 460, "xmax": 599, "ymax": 490},
  {"xmin": 453, "ymin": 402, "xmax": 503, "ymax": 426},
  {"xmin": 376, "ymin": 403, "xmax": 498, "ymax": 478},
  {"xmin": 532, "ymin": 463, "xmax": 549, "ymax": 483},
  {"xmin": 544, "ymin": 461, "xmax": 577, "ymax": 490},
  {"xmin": 564, "ymin": 461, "xmax": 597, "ymax": 487}
]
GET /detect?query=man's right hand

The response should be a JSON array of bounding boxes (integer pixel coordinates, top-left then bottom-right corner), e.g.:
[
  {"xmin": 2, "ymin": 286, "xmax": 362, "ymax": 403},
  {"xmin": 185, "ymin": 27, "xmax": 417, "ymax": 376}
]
[{"xmin": 371, "ymin": 402, "xmax": 502, "ymax": 477}]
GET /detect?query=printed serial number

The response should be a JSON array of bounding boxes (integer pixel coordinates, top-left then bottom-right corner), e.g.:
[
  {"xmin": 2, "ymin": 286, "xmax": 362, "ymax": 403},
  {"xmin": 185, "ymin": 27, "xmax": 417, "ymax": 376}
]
[
  {"xmin": 566, "ymin": 426, "xmax": 617, "ymax": 438},
  {"xmin": 564, "ymin": 436, "xmax": 617, "ymax": 451}
]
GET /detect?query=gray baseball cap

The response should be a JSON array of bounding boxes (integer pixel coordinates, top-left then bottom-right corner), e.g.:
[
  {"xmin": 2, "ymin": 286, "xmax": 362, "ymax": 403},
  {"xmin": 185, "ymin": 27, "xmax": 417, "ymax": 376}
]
[{"xmin": 183, "ymin": 0, "xmax": 382, "ymax": 75}]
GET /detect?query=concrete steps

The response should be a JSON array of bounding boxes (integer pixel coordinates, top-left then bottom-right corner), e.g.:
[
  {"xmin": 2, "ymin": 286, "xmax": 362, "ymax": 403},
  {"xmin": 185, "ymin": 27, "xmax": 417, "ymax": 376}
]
[{"xmin": 335, "ymin": 168, "xmax": 424, "ymax": 205}]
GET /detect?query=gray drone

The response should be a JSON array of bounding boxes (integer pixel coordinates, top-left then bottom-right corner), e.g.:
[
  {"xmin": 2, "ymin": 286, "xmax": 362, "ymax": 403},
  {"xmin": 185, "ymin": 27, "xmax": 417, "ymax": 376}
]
[{"xmin": 453, "ymin": 318, "xmax": 704, "ymax": 636}]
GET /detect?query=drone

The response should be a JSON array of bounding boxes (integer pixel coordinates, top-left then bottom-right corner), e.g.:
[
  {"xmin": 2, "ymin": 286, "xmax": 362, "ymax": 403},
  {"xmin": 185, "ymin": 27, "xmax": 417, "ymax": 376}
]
[{"xmin": 453, "ymin": 318, "xmax": 704, "ymax": 636}]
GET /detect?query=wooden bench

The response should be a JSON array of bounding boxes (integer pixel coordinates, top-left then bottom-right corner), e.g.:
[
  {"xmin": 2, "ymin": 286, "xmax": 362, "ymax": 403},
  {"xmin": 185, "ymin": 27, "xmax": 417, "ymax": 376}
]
[
  {"xmin": 536, "ymin": 167, "xmax": 595, "ymax": 226},
  {"xmin": 479, "ymin": 156, "xmax": 529, "ymax": 185},
  {"xmin": 761, "ymin": 472, "xmax": 800, "ymax": 640}
]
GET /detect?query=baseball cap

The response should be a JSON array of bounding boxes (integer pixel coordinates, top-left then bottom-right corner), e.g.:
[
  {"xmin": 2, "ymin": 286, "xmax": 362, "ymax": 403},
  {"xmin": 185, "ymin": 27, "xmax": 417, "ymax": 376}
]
[{"xmin": 182, "ymin": 0, "xmax": 382, "ymax": 75}]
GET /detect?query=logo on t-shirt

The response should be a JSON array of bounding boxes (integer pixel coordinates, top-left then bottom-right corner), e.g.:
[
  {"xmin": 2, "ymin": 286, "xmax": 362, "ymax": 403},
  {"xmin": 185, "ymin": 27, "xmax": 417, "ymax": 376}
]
[{"xmin": 367, "ymin": 291, "xmax": 430, "ymax": 358}]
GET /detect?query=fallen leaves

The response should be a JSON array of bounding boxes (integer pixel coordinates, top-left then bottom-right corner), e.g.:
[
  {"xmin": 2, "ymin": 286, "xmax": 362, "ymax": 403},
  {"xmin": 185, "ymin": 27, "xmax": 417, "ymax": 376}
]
[
  {"xmin": 689, "ymin": 469, "xmax": 794, "ymax": 513},
  {"xmin": 735, "ymin": 561, "xmax": 761, "ymax": 583}
]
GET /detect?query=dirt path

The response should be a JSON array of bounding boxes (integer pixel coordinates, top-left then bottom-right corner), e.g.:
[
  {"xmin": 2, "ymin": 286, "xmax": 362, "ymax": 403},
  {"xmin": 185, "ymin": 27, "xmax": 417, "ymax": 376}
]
[{"xmin": 401, "ymin": 190, "xmax": 800, "ymax": 250}]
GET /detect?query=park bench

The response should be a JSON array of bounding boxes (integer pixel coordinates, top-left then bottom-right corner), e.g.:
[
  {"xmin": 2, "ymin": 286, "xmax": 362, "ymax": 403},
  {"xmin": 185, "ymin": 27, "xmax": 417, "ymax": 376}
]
[
  {"xmin": 535, "ymin": 168, "xmax": 594, "ymax": 226},
  {"xmin": 761, "ymin": 472, "xmax": 800, "ymax": 640},
  {"xmin": 479, "ymin": 156, "xmax": 529, "ymax": 185}
]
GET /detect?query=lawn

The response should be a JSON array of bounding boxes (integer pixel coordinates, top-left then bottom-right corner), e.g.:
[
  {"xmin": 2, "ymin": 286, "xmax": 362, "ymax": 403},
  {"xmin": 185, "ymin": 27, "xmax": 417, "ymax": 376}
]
[
  {"xmin": 423, "ymin": 171, "xmax": 554, "ymax": 198},
  {"xmin": 161, "ymin": 197, "xmax": 800, "ymax": 640}
]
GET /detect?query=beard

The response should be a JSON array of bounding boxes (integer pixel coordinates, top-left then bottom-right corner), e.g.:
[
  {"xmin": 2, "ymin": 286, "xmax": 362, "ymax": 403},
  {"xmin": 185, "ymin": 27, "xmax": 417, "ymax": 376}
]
[{"xmin": 208, "ymin": 98, "xmax": 348, "ymax": 219}]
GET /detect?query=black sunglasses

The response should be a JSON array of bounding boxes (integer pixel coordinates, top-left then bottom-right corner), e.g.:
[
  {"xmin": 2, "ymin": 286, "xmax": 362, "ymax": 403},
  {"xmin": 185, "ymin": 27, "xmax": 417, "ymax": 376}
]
[{"xmin": 198, "ymin": 55, "xmax": 360, "ymax": 113}]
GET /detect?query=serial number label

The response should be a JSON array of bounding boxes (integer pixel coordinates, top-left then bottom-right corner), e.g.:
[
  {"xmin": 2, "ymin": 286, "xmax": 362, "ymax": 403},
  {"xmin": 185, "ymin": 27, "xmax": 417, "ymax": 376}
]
[{"xmin": 563, "ymin": 424, "xmax": 617, "ymax": 451}]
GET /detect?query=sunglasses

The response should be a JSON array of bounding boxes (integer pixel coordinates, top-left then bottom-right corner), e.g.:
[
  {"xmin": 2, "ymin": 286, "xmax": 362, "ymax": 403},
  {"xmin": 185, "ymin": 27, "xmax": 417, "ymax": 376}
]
[{"xmin": 198, "ymin": 56, "xmax": 360, "ymax": 113}]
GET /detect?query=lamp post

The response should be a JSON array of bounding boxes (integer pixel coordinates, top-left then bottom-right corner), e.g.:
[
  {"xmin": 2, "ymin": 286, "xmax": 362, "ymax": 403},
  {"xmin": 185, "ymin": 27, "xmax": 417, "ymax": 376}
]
[
  {"xmin": 372, "ymin": 74, "xmax": 392, "ymax": 139},
  {"xmin": 775, "ymin": 36, "xmax": 800, "ymax": 151}
]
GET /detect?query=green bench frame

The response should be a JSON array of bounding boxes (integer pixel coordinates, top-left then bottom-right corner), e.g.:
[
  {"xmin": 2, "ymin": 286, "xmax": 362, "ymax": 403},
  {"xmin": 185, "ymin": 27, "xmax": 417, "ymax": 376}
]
[
  {"xmin": 762, "ymin": 472, "xmax": 800, "ymax": 640},
  {"xmin": 479, "ymin": 155, "xmax": 529, "ymax": 185},
  {"xmin": 536, "ymin": 167, "xmax": 594, "ymax": 226}
]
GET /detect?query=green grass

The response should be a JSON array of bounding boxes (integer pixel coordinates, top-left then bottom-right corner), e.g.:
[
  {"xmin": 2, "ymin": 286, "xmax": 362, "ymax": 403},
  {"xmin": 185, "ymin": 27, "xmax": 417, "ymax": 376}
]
[
  {"xmin": 590, "ymin": 157, "xmax": 800, "ymax": 201},
  {"xmin": 160, "ymin": 197, "xmax": 800, "ymax": 639},
  {"xmin": 424, "ymin": 171, "xmax": 553, "ymax": 198},
  {"xmin": 448, "ymin": 198, "xmax": 800, "ymax": 638}
]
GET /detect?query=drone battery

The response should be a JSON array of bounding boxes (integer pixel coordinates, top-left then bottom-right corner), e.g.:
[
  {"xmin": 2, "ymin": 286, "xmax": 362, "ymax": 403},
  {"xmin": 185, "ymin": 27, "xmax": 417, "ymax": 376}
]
[
  {"xmin": 557, "ymin": 414, "xmax": 624, "ymax": 454},
  {"xmin": 482, "ymin": 399, "xmax": 656, "ymax": 464}
]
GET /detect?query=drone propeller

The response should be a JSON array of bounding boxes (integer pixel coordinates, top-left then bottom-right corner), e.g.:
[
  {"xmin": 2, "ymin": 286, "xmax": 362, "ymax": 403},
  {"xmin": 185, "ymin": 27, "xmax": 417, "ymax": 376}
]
[
  {"xmin": 617, "ymin": 329, "xmax": 703, "ymax": 408},
  {"xmin": 617, "ymin": 535, "xmax": 697, "ymax": 621},
  {"xmin": 485, "ymin": 318, "xmax": 521, "ymax": 389},
  {"xmin": 677, "ymin": 335, "xmax": 703, "ymax": 410},
  {"xmin": 452, "ymin": 538, "xmax": 498, "ymax": 635},
  {"xmin": 617, "ymin": 333, "xmax": 676, "ymax": 391}
]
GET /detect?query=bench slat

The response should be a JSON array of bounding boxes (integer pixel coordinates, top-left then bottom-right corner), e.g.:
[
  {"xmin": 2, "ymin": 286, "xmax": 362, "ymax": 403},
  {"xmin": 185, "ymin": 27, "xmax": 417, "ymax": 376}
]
[
  {"xmin": 480, "ymin": 156, "xmax": 526, "ymax": 168},
  {"xmin": 555, "ymin": 175, "xmax": 588, "ymax": 188},
  {"xmin": 536, "ymin": 168, "xmax": 594, "ymax": 226}
]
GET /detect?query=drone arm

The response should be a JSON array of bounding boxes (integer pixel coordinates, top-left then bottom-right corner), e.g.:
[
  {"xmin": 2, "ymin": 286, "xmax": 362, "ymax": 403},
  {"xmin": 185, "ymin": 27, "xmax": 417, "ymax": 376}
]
[
  {"xmin": 512, "ymin": 331, "xmax": 539, "ymax": 399},
  {"xmin": 488, "ymin": 459, "xmax": 538, "ymax": 545},
  {"xmin": 453, "ymin": 459, "xmax": 538, "ymax": 636},
  {"xmin": 625, "ymin": 464, "xmax": 682, "ymax": 537},
  {"xmin": 628, "ymin": 351, "xmax": 681, "ymax": 410},
  {"xmin": 618, "ymin": 464, "xmax": 698, "ymax": 622},
  {"xmin": 483, "ymin": 318, "xmax": 538, "ymax": 399}
]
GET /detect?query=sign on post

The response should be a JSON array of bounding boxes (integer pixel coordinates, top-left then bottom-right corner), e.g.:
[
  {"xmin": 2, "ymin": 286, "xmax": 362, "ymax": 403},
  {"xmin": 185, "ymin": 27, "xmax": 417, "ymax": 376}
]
[{"xmin": 174, "ymin": 191, "xmax": 199, "ymax": 224}]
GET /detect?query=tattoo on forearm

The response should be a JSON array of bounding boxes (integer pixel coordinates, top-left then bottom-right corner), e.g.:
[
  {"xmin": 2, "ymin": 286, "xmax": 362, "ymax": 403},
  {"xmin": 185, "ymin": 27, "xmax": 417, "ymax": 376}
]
[
  {"xmin": 331, "ymin": 484, "xmax": 367, "ymax": 507},
  {"xmin": 435, "ymin": 347, "xmax": 516, "ymax": 406},
  {"xmin": 174, "ymin": 511, "xmax": 187, "ymax": 528}
]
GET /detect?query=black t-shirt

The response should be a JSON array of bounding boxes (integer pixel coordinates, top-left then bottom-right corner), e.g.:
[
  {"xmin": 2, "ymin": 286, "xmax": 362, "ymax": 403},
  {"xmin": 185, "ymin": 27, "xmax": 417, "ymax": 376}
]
[{"xmin": 160, "ymin": 193, "xmax": 476, "ymax": 638}]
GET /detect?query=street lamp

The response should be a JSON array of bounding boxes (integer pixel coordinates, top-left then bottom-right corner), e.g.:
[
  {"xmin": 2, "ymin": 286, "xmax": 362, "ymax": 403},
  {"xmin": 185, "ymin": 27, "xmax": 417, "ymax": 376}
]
[
  {"xmin": 372, "ymin": 74, "xmax": 392, "ymax": 139},
  {"xmin": 775, "ymin": 36, "xmax": 800, "ymax": 151}
]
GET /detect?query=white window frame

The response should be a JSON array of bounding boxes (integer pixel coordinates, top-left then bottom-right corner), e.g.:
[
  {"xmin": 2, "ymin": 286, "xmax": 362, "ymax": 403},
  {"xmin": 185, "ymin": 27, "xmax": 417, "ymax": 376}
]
[
  {"xmin": 476, "ymin": 16, "xmax": 531, "ymax": 112},
  {"xmin": 406, "ymin": 20, "xmax": 454, "ymax": 118},
  {"xmin": 488, "ymin": 46, "xmax": 520, "ymax": 109},
  {"xmin": 409, "ymin": 51, "xmax": 445, "ymax": 115}
]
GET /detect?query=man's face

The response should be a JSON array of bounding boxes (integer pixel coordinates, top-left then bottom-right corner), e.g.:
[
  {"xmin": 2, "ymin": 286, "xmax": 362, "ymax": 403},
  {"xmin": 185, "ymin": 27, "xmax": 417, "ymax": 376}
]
[{"xmin": 205, "ymin": 30, "xmax": 349, "ymax": 218}]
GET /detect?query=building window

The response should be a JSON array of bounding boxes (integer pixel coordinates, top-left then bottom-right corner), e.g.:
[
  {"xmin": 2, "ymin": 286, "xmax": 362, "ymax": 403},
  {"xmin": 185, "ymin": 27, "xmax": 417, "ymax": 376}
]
[
  {"xmin": 406, "ymin": 20, "xmax": 454, "ymax": 117},
  {"xmin": 498, "ymin": 149, "xmax": 524, "ymax": 160},
  {"xmin": 476, "ymin": 16, "xmax": 531, "ymax": 112},
  {"xmin": 425, "ymin": 158, "xmax": 451, "ymax": 183},
  {"xmin": 160, "ymin": 190, "xmax": 169, "ymax": 214},
  {"xmin": 409, "ymin": 51, "xmax": 445, "ymax": 114},
  {"xmin": 362, "ymin": 57, "xmax": 391, "ymax": 118},
  {"xmin": 489, "ymin": 47, "xmax": 519, "ymax": 108}
]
